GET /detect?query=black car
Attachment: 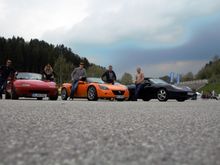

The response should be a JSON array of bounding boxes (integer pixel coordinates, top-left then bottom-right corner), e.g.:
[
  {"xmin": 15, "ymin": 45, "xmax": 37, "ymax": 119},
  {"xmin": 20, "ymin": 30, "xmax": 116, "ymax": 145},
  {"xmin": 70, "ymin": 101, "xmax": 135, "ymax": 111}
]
[{"xmin": 127, "ymin": 78, "xmax": 194, "ymax": 102}]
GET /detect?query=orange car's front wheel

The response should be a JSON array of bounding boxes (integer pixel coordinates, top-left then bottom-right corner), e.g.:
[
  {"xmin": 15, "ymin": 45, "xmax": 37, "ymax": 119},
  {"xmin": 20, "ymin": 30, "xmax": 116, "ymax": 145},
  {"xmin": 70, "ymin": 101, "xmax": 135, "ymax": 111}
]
[{"xmin": 87, "ymin": 86, "xmax": 98, "ymax": 101}]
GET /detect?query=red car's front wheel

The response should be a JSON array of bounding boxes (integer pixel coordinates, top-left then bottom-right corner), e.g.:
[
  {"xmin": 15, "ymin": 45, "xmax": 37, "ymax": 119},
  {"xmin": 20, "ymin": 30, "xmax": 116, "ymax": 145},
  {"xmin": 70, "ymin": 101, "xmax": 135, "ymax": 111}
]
[
  {"xmin": 49, "ymin": 90, "xmax": 58, "ymax": 100},
  {"xmin": 11, "ymin": 87, "xmax": 18, "ymax": 100}
]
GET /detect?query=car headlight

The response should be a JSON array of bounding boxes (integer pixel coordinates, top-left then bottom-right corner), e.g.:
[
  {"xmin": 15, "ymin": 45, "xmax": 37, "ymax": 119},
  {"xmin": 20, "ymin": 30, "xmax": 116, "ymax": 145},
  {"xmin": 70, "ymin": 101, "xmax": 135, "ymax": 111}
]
[{"xmin": 99, "ymin": 85, "xmax": 109, "ymax": 90}]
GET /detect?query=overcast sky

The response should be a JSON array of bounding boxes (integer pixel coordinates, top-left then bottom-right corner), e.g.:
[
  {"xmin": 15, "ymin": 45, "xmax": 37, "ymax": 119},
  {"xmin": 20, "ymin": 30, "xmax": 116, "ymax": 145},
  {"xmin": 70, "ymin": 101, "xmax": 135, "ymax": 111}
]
[{"xmin": 1, "ymin": 0, "xmax": 220, "ymax": 78}]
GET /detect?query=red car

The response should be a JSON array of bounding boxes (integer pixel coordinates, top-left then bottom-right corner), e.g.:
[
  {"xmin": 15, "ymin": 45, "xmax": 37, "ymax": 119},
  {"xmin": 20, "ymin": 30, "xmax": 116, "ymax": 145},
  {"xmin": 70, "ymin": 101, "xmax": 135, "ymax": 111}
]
[{"xmin": 5, "ymin": 72, "xmax": 58, "ymax": 100}]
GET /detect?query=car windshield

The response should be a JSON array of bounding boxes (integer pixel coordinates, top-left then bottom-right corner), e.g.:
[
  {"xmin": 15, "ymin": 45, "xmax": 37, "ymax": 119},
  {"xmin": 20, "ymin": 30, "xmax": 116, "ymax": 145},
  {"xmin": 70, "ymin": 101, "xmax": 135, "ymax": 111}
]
[
  {"xmin": 149, "ymin": 78, "xmax": 168, "ymax": 84},
  {"xmin": 16, "ymin": 72, "xmax": 42, "ymax": 80},
  {"xmin": 87, "ymin": 77, "xmax": 105, "ymax": 84}
]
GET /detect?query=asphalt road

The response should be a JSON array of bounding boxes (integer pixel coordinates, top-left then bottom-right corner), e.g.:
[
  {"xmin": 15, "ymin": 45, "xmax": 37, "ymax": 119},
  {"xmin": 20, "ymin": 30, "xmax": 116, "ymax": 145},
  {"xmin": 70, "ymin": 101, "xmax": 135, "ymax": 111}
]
[{"xmin": 0, "ymin": 99, "xmax": 220, "ymax": 165}]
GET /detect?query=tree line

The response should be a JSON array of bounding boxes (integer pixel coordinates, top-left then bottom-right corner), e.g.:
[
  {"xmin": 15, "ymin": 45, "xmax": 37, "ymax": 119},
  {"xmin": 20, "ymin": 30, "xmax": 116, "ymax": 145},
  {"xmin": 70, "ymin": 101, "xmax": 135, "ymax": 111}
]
[
  {"xmin": 0, "ymin": 36, "xmax": 106, "ymax": 84},
  {"xmin": 196, "ymin": 56, "xmax": 220, "ymax": 83},
  {"xmin": 180, "ymin": 55, "xmax": 220, "ymax": 82}
]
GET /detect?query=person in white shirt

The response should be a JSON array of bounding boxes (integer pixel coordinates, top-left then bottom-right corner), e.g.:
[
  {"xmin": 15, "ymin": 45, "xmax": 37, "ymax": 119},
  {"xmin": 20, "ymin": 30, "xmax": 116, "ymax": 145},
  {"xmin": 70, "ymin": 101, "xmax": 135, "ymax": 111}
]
[{"xmin": 134, "ymin": 67, "xmax": 144, "ymax": 100}]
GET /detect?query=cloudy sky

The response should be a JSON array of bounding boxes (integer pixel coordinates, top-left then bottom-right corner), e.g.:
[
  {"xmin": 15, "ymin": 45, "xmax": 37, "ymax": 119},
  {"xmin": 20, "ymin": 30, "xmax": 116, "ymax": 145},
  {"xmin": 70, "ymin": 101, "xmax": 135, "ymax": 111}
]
[{"xmin": 1, "ymin": 0, "xmax": 220, "ymax": 78}]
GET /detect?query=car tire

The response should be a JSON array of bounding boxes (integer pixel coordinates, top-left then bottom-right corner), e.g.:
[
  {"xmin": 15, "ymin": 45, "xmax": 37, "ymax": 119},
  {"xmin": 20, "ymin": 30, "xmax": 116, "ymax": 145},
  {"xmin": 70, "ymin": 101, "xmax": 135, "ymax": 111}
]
[
  {"xmin": 61, "ymin": 88, "xmax": 68, "ymax": 100},
  {"xmin": 87, "ymin": 86, "xmax": 98, "ymax": 101},
  {"xmin": 116, "ymin": 98, "xmax": 125, "ymax": 101},
  {"xmin": 142, "ymin": 97, "xmax": 151, "ymax": 101},
  {"xmin": 157, "ymin": 88, "xmax": 168, "ymax": 102},
  {"xmin": 11, "ymin": 87, "xmax": 18, "ymax": 100},
  {"xmin": 49, "ymin": 94, "xmax": 58, "ymax": 100},
  {"xmin": 5, "ymin": 92, "xmax": 11, "ymax": 99},
  {"xmin": 49, "ymin": 90, "xmax": 58, "ymax": 100},
  {"xmin": 176, "ymin": 98, "xmax": 186, "ymax": 102}
]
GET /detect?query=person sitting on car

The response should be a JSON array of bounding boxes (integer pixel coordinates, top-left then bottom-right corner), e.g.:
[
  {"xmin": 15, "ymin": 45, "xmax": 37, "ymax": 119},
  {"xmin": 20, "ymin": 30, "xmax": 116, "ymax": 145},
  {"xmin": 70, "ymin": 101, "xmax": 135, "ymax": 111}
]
[
  {"xmin": 69, "ymin": 62, "xmax": 87, "ymax": 100},
  {"xmin": 42, "ymin": 64, "xmax": 55, "ymax": 81},
  {"xmin": 101, "ymin": 65, "xmax": 117, "ymax": 84}
]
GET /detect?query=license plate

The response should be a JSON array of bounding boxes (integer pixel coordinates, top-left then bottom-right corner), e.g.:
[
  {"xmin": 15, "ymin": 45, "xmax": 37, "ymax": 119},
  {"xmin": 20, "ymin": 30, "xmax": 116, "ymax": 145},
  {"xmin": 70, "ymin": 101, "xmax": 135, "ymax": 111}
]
[
  {"xmin": 116, "ymin": 95, "xmax": 124, "ymax": 99},
  {"xmin": 32, "ymin": 93, "xmax": 47, "ymax": 98}
]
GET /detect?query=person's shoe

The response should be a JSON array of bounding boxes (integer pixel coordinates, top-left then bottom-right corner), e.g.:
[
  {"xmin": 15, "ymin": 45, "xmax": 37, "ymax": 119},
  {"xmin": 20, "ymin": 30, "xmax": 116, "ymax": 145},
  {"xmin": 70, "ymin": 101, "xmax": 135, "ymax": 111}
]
[{"xmin": 69, "ymin": 97, "xmax": 74, "ymax": 100}]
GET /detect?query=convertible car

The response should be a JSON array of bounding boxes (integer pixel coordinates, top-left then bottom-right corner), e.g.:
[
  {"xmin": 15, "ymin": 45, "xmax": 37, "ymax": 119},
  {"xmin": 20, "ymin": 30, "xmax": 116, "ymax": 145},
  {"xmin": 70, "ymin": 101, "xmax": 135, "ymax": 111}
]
[
  {"xmin": 127, "ymin": 78, "xmax": 195, "ymax": 102},
  {"xmin": 61, "ymin": 77, "xmax": 129, "ymax": 101},
  {"xmin": 5, "ymin": 72, "xmax": 58, "ymax": 100}
]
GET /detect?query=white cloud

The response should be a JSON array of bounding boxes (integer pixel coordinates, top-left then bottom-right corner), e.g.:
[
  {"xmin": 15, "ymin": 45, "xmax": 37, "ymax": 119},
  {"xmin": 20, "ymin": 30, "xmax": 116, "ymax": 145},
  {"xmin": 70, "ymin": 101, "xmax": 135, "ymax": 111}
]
[
  {"xmin": 0, "ymin": 0, "xmax": 88, "ymax": 39},
  {"xmin": 1, "ymin": 0, "xmax": 220, "ymax": 45},
  {"xmin": 44, "ymin": 0, "xmax": 220, "ymax": 45}
]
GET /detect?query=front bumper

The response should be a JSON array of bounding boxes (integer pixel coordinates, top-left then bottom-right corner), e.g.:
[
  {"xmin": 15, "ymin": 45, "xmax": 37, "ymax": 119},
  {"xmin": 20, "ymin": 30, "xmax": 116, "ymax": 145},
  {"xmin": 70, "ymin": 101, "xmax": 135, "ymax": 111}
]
[
  {"xmin": 97, "ymin": 89, "xmax": 129, "ymax": 100},
  {"xmin": 14, "ymin": 86, "xmax": 58, "ymax": 98}
]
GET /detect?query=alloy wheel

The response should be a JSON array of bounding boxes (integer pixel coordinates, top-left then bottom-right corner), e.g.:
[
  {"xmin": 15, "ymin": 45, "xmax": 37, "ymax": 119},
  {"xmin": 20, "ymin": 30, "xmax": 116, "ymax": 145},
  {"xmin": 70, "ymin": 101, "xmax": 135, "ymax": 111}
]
[
  {"xmin": 87, "ymin": 86, "xmax": 98, "ymax": 101},
  {"xmin": 157, "ymin": 89, "xmax": 167, "ymax": 101}
]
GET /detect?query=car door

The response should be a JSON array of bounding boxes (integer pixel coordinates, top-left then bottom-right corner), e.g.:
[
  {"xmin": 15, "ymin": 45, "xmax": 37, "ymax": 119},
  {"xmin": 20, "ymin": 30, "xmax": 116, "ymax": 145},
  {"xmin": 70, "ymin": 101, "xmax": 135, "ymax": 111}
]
[
  {"xmin": 140, "ymin": 82, "xmax": 154, "ymax": 98},
  {"xmin": 75, "ymin": 81, "xmax": 89, "ymax": 98}
]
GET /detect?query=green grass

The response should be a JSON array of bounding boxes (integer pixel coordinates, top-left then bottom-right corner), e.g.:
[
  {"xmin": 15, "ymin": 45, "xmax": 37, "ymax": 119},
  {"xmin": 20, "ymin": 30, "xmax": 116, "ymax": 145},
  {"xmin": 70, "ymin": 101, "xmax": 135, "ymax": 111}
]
[{"xmin": 199, "ymin": 83, "xmax": 220, "ymax": 94}]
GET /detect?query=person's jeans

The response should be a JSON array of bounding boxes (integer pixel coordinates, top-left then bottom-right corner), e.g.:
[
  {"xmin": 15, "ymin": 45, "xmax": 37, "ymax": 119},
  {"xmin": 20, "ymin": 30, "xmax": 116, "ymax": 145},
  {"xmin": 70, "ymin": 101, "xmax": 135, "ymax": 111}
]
[
  {"xmin": 70, "ymin": 80, "xmax": 79, "ymax": 98},
  {"xmin": 0, "ymin": 78, "xmax": 7, "ymax": 98},
  {"xmin": 135, "ymin": 84, "xmax": 142, "ymax": 100}
]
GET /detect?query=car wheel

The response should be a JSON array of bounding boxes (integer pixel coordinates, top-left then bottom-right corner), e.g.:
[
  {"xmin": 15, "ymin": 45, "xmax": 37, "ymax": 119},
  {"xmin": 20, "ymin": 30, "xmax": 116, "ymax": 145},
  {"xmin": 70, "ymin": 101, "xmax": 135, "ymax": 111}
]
[
  {"xmin": 5, "ymin": 92, "xmax": 11, "ymax": 99},
  {"xmin": 128, "ymin": 94, "xmax": 137, "ymax": 101},
  {"xmin": 49, "ymin": 95, "xmax": 58, "ymax": 100},
  {"xmin": 116, "ymin": 98, "xmax": 125, "ymax": 101},
  {"xmin": 142, "ymin": 97, "xmax": 151, "ymax": 101},
  {"xmin": 49, "ymin": 90, "xmax": 58, "ymax": 100},
  {"xmin": 87, "ymin": 86, "xmax": 98, "ymax": 101},
  {"xmin": 61, "ymin": 88, "xmax": 68, "ymax": 100},
  {"xmin": 157, "ymin": 89, "xmax": 168, "ymax": 102},
  {"xmin": 176, "ymin": 98, "xmax": 186, "ymax": 102},
  {"xmin": 11, "ymin": 87, "xmax": 18, "ymax": 100}
]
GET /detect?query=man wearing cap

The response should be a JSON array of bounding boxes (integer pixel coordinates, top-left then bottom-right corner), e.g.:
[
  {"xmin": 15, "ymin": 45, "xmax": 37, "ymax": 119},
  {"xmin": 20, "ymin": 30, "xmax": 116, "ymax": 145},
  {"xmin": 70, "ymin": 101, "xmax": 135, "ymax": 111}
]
[
  {"xmin": 101, "ymin": 65, "xmax": 117, "ymax": 84},
  {"xmin": 69, "ymin": 62, "xmax": 87, "ymax": 100},
  {"xmin": 0, "ymin": 59, "xmax": 16, "ymax": 99}
]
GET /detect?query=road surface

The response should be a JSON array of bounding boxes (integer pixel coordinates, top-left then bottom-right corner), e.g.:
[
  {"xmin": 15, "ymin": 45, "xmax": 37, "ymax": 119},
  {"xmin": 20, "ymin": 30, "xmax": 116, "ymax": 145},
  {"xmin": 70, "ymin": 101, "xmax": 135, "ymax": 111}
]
[{"xmin": 0, "ymin": 99, "xmax": 220, "ymax": 165}]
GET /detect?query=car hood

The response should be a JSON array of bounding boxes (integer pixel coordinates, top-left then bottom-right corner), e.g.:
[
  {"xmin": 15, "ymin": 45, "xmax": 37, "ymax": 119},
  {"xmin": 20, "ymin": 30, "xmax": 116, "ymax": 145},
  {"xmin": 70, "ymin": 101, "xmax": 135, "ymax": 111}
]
[
  {"xmin": 171, "ymin": 85, "xmax": 192, "ymax": 92},
  {"xmin": 14, "ymin": 80, "xmax": 57, "ymax": 88}
]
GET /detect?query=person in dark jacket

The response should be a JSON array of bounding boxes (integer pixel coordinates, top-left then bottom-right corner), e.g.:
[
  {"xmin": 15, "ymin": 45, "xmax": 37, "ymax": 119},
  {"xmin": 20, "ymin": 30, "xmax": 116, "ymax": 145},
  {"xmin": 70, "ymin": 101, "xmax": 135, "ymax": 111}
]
[
  {"xmin": 0, "ymin": 59, "xmax": 16, "ymax": 99},
  {"xmin": 101, "ymin": 65, "xmax": 117, "ymax": 84}
]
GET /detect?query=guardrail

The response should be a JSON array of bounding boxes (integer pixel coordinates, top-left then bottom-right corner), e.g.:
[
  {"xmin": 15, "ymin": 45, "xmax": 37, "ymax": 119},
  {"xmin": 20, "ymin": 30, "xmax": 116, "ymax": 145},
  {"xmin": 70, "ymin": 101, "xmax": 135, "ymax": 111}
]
[{"xmin": 178, "ymin": 79, "xmax": 208, "ymax": 90}]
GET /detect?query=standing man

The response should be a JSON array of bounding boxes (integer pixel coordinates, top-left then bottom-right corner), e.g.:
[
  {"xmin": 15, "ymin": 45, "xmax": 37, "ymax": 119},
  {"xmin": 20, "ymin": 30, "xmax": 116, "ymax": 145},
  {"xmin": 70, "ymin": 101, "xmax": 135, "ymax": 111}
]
[
  {"xmin": 101, "ymin": 65, "xmax": 117, "ymax": 84},
  {"xmin": 134, "ymin": 67, "xmax": 144, "ymax": 100},
  {"xmin": 69, "ymin": 62, "xmax": 87, "ymax": 100},
  {"xmin": 0, "ymin": 59, "xmax": 16, "ymax": 99}
]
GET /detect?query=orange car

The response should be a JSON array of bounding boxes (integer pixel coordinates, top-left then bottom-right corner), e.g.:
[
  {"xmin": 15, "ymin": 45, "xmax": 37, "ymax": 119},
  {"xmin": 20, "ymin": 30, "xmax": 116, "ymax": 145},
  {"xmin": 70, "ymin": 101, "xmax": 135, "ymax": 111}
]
[{"xmin": 61, "ymin": 77, "xmax": 129, "ymax": 101}]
